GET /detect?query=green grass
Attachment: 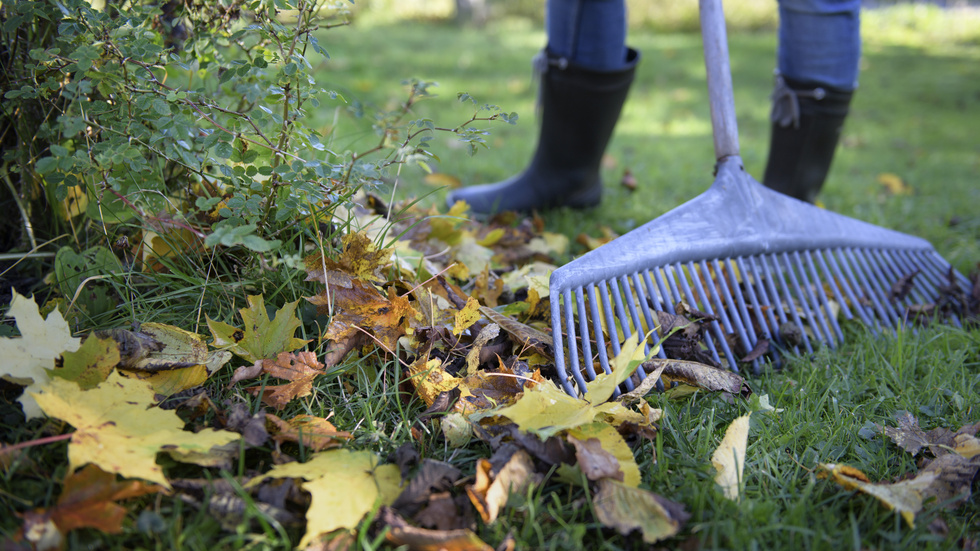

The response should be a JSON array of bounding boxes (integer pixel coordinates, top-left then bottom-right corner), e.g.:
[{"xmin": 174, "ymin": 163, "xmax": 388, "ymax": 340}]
[{"xmin": 2, "ymin": 6, "xmax": 980, "ymax": 551}]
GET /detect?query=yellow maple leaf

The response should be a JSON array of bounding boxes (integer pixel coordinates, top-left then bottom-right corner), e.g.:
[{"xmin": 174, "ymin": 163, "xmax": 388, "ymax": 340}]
[
  {"xmin": 30, "ymin": 371, "xmax": 240, "ymax": 488},
  {"xmin": 246, "ymin": 449, "xmax": 400, "ymax": 547},
  {"xmin": 0, "ymin": 290, "xmax": 81, "ymax": 419}
]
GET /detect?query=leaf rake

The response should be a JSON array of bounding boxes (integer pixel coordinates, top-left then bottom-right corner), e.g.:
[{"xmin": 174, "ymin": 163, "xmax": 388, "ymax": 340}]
[{"xmin": 549, "ymin": 0, "xmax": 970, "ymax": 396}]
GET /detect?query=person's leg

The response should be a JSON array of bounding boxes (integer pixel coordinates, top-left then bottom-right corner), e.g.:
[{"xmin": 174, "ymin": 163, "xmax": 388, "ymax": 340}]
[
  {"xmin": 446, "ymin": 0, "xmax": 637, "ymax": 214},
  {"xmin": 763, "ymin": 0, "xmax": 861, "ymax": 203}
]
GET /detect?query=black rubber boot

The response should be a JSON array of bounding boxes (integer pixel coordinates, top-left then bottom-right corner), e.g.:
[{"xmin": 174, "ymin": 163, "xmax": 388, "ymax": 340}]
[
  {"xmin": 762, "ymin": 75, "xmax": 854, "ymax": 203},
  {"xmin": 446, "ymin": 48, "xmax": 639, "ymax": 214}
]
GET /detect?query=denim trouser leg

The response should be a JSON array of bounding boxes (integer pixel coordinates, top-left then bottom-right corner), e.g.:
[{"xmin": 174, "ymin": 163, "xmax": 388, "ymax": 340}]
[
  {"xmin": 546, "ymin": 0, "xmax": 628, "ymax": 71},
  {"xmin": 777, "ymin": 0, "xmax": 862, "ymax": 90}
]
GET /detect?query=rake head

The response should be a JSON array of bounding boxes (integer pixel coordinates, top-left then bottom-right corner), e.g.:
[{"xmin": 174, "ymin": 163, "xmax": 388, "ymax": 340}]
[{"xmin": 549, "ymin": 158, "xmax": 970, "ymax": 397}]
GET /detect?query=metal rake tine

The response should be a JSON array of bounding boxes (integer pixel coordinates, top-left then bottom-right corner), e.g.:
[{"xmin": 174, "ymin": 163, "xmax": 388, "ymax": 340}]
[
  {"xmin": 576, "ymin": 286, "xmax": 599, "ymax": 382},
  {"xmin": 679, "ymin": 261, "xmax": 730, "ymax": 368},
  {"xmin": 766, "ymin": 254, "xmax": 815, "ymax": 353},
  {"xmin": 721, "ymin": 257, "xmax": 762, "ymax": 370},
  {"xmin": 793, "ymin": 251, "xmax": 838, "ymax": 346}
]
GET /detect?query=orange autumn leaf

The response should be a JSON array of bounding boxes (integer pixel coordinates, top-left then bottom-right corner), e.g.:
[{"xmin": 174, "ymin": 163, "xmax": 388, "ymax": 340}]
[
  {"xmin": 305, "ymin": 231, "xmax": 393, "ymax": 284},
  {"xmin": 311, "ymin": 278, "xmax": 413, "ymax": 352},
  {"xmin": 30, "ymin": 464, "xmax": 161, "ymax": 535},
  {"xmin": 246, "ymin": 351, "xmax": 325, "ymax": 409},
  {"xmin": 266, "ymin": 413, "xmax": 351, "ymax": 452}
]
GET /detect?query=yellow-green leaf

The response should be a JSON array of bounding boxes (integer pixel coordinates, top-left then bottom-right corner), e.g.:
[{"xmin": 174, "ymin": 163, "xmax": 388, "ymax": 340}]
[
  {"xmin": 247, "ymin": 449, "xmax": 400, "ymax": 547},
  {"xmin": 208, "ymin": 295, "xmax": 309, "ymax": 363}
]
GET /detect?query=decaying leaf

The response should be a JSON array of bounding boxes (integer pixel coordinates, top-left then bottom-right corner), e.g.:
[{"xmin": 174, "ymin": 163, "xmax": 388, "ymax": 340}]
[
  {"xmin": 877, "ymin": 411, "xmax": 931, "ymax": 456},
  {"xmin": 818, "ymin": 462, "xmax": 937, "ymax": 527},
  {"xmin": 31, "ymin": 371, "xmax": 241, "ymax": 488},
  {"xmin": 712, "ymin": 414, "xmax": 751, "ymax": 501},
  {"xmin": 918, "ymin": 451, "xmax": 980, "ymax": 507},
  {"xmin": 0, "ymin": 290, "xmax": 81, "ymax": 419},
  {"xmin": 889, "ymin": 270, "xmax": 920, "ymax": 303},
  {"xmin": 466, "ymin": 447, "xmax": 535, "ymax": 524},
  {"xmin": 312, "ymin": 278, "xmax": 412, "ymax": 354},
  {"xmin": 566, "ymin": 422, "xmax": 640, "ymax": 486},
  {"xmin": 265, "ymin": 412, "xmax": 351, "ymax": 452},
  {"xmin": 380, "ymin": 506, "xmax": 492, "ymax": 551},
  {"xmin": 53, "ymin": 335, "xmax": 119, "ymax": 390},
  {"xmin": 453, "ymin": 296, "xmax": 482, "ymax": 336},
  {"xmin": 465, "ymin": 323, "xmax": 500, "ymax": 376},
  {"xmin": 592, "ymin": 478, "xmax": 689, "ymax": 544},
  {"xmin": 305, "ymin": 231, "xmax": 393, "ymax": 284},
  {"xmin": 245, "ymin": 351, "xmax": 325, "ymax": 409},
  {"xmin": 22, "ymin": 464, "xmax": 160, "ymax": 537},
  {"xmin": 479, "ymin": 306, "xmax": 553, "ymax": 358},
  {"xmin": 247, "ymin": 449, "xmax": 401, "ymax": 548},
  {"xmin": 652, "ymin": 358, "xmax": 751, "ymax": 398},
  {"xmin": 208, "ymin": 295, "xmax": 309, "ymax": 363}
]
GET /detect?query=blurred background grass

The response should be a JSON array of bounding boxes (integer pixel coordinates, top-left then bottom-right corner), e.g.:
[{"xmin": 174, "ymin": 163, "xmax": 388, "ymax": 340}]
[{"xmin": 311, "ymin": 0, "xmax": 980, "ymax": 271}]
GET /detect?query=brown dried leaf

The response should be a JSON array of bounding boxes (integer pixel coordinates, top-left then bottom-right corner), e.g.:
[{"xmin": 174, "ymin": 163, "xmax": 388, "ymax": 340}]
[
  {"xmin": 653, "ymin": 358, "xmax": 751, "ymax": 397},
  {"xmin": 266, "ymin": 413, "xmax": 351, "ymax": 452},
  {"xmin": 566, "ymin": 434, "xmax": 623, "ymax": 482},
  {"xmin": 889, "ymin": 270, "xmax": 920, "ymax": 303},
  {"xmin": 380, "ymin": 506, "xmax": 492, "ymax": 551},
  {"xmin": 245, "ymin": 351, "xmax": 325, "ymax": 409},
  {"xmin": 817, "ymin": 462, "xmax": 937, "ymax": 527},
  {"xmin": 877, "ymin": 411, "xmax": 930, "ymax": 456}
]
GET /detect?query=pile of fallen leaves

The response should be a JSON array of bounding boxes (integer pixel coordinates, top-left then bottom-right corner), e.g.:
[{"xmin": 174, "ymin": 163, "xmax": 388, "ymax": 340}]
[{"xmin": 2, "ymin": 197, "xmax": 979, "ymax": 549}]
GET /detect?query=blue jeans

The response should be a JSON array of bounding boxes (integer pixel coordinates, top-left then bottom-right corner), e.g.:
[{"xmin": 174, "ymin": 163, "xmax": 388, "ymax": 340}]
[{"xmin": 546, "ymin": 0, "xmax": 861, "ymax": 90}]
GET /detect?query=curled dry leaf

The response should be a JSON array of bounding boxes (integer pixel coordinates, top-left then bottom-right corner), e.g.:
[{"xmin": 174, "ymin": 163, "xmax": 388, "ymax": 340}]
[
  {"xmin": 651, "ymin": 358, "xmax": 752, "ymax": 398},
  {"xmin": 817, "ymin": 462, "xmax": 937, "ymax": 527},
  {"xmin": 380, "ymin": 506, "xmax": 492, "ymax": 551},
  {"xmin": 466, "ymin": 448, "xmax": 535, "ymax": 524}
]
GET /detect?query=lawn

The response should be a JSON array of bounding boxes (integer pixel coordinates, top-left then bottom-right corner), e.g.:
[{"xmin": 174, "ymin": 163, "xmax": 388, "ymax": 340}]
[{"xmin": 1, "ymin": 3, "xmax": 979, "ymax": 550}]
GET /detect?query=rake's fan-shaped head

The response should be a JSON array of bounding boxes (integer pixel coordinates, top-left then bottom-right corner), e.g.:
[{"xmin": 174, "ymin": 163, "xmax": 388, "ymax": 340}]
[{"xmin": 548, "ymin": 158, "xmax": 969, "ymax": 397}]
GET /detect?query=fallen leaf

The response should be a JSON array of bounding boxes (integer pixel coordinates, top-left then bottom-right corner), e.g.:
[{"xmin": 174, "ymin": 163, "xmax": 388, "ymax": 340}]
[
  {"xmin": 312, "ymin": 278, "xmax": 412, "ymax": 353},
  {"xmin": 245, "ymin": 351, "xmax": 325, "ymax": 409},
  {"xmin": 453, "ymin": 296, "xmax": 482, "ymax": 336},
  {"xmin": 0, "ymin": 290, "xmax": 81, "ymax": 419},
  {"xmin": 712, "ymin": 414, "xmax": 750, "ymax": 501},
  {"xmin": 265, "ymin": 413, "xmax": 351, "ymax": 452},
  {"xmin": 30, "ymin": 371, "xmax": 240, "ymax": 488},
  {"xmin": 889, "ymin": 270, "xmax": 920, "ymax": 303},
  {"xmin": 305, "ymin": 231, "xmax": 393, "ymax": 284},
  {"xmin": 818, "ymin": 462, "xmax": 937, "ymax": 527},
  {"xmin": 380, "ymin": 506, "xmax": 492, "ymax": 551},
  {"xmin": 208, "ymin": 295, "xmax": 309, "ymax": 363},
  {"xmin": 247, "ymin": 449, "xmax": 401, "ymax": 547},
  {"xmin": 877, "ymin": 172, "xmax": 913, "ymax": 195},
  {"xmin": 391, "ymin": 458, "xmax": 463, "ymax": 519},
  {"xmin": 566, "ymin": 424, "xmax": 631, "ymax": 484},
  {"xmin": 29, "ymin": 464, "xmax": 161, "ymax": 535},
  {"xmin": 878, "ymin": 411, "xmax": 930, "ymax": 456},
  {"xmin": 919, "ymin": 449, "xmax": 980, "ymax": 507},
  {"xmin": 592, "ymin": 478, "xmax": 689, "ymax": 544},
  {"xmin": 52, "ymin": 335, "xmax": 119, "ymax": 390},
  {"xmin": 654, "ymin": 358, "xmax": 751, "ymax": 397},
  {"xmin": 465, "ymin": 323, "xmax": 500, "ymax": 376},
  {"xmin": 466, "ymin": 448, "xmax": 535, "ymax": 524}
]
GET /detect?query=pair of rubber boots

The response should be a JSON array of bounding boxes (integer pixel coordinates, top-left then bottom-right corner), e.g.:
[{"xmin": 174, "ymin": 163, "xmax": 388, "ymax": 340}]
[{"xmin": 446, "ymin": 50, "xmax": 853, "ymax": 213}]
